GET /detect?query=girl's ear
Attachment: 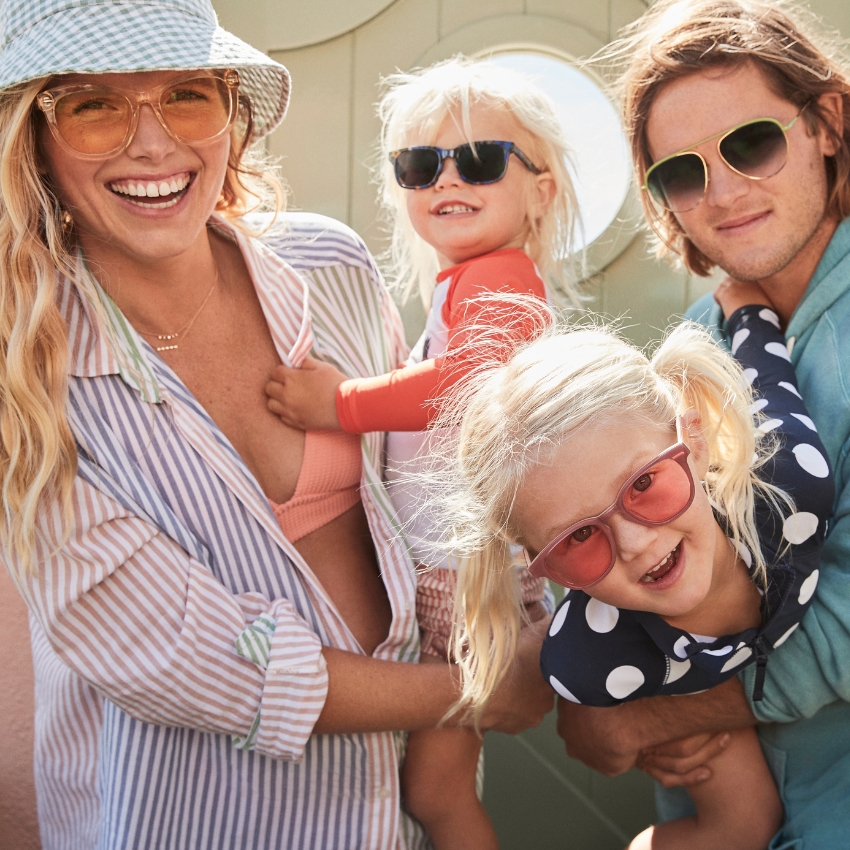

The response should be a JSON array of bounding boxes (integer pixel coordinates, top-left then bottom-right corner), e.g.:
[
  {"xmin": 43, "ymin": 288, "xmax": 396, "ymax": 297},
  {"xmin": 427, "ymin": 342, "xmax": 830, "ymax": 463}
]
[
  {"xmin": 531, "ymin": 170, "xmax": 556, "ymax": 219},
  {"xmin": 679, "ymin": 409, "xmax": 710, "ymax": 478}
]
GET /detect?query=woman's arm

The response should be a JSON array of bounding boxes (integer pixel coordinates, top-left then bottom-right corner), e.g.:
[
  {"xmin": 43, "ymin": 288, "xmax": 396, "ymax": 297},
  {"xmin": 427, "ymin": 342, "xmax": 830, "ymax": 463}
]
[{"xmin": 23, "ymin": 477, "xmax": 552, "ymax": 759}]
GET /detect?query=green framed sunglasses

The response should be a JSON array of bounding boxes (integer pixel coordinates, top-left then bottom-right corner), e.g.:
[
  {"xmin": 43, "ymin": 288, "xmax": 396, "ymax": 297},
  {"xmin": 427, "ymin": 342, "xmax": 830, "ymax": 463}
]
[{"xmin": 642, "ymin": 111, "xmax": 804, "ymax": 213}]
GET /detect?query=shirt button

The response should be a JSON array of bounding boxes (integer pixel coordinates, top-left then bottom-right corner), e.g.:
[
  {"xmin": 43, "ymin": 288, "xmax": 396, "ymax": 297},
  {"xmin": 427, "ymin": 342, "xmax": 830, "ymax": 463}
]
[{"xmin": 377, "ymin": 786, "xmax": 392, "ymax": 799}]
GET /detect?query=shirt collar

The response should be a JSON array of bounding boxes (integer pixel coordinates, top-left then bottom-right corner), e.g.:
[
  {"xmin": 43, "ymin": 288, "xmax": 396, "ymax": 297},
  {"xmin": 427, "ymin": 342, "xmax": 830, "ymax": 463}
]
[{"xmin": 61, "ymin": 214, "xmax": 314, "ymax": 403}]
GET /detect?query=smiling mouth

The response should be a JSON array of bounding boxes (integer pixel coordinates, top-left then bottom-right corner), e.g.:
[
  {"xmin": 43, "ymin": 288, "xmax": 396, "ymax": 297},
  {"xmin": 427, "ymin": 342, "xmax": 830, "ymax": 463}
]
[
  {"xmin": 437, "ymin": 204, "xmax": 476, "ymax": 215},
  {"xmin": 640, "ymin": 543, "xmax": 681, "ymax": 583},
  {"xmin": 109, "ymin": 173, "xmax": 192, "ymax": 209}
]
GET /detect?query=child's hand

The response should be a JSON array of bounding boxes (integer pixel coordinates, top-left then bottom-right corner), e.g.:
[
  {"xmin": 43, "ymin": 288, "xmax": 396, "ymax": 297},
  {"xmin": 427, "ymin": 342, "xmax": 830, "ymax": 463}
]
[
  {"xmin": 713, "ymin": 277, "xmax": 775, "ymax": 320},
  {"xmin": 266, "ymin": 356, "xmax": 346, "ymax": 431}
]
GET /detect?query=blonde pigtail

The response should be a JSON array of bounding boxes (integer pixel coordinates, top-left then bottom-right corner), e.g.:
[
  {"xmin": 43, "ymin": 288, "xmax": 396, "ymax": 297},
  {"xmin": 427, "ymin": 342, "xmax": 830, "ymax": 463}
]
[
  {"xmin": 449, "ymin": 540, "xmax": 522, "ymax": 726},
  {"xmin": 650, "ymin": 323, "xmax": 794, "ymax": 584}
]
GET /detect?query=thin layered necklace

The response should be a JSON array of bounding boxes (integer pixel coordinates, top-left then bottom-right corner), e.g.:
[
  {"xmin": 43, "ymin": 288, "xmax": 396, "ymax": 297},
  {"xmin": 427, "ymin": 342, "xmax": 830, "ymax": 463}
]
[{"xmin": 137, "ymin": 270, "xmax": 218, "ymax": 352}]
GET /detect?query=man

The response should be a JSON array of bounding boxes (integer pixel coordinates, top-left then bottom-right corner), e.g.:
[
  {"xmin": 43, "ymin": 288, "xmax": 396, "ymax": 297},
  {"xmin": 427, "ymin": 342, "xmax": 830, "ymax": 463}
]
[{"xmin": 559, "ymin": 1, "xmax": 850, "ymax": 845}]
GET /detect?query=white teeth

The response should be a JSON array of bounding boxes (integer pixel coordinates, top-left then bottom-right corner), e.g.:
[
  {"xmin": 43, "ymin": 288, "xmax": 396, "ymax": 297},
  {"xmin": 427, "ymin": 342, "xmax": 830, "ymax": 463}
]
[
  {"xmin": 639, "ymin": 547, "xmax": 678, "ymax": 583},
  {"xmin": 110, "ymin": 174, "xmax": 191, "ymax": 201},
  {"xmin": 438, "ymin": 204, "xmax": 475, "ymax": 215}
]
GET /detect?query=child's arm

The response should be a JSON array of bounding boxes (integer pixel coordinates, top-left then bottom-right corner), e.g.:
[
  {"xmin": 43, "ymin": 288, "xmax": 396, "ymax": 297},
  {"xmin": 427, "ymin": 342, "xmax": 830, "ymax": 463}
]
[
  {"xmin": 723, "ymin": 302, "xmax": 835, "ymax": 545},
  {"xmin": 266, "ymin": 251, "xmax": 548, "ymax": 433}
]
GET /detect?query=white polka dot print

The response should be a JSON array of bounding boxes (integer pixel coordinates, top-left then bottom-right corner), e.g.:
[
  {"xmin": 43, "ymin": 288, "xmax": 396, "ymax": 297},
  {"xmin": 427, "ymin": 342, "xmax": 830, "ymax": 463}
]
[
  {"xmin": 783, "ymin": 512, "xmax": 819, "ymax": 544},
  {"xmin": 585, "ymin": 598, "xmax": 619, "ymax": 633},
  {"xmin": 778, "ymin": 381, "xmax": 802, "ymax": 398},
  {"xmin": 743, "ymin": 368, "xmax": 758, "ymax": 385},
  {"xmin": 758, "ymin": 418, "xmax": 783, "ymax": 434},
  {"xmin": 549, "ymin": 602, "xmax": 570, "ymax": 637},
  {"xmin": 773, "ymin": 623, "xmax": 799, "ymax": 648},
  {"xmin": 758, "ymin": 308, "xmax": 781, "ymax": 329},
  {"xmin": 791, "ymin": 412, "xmax": 817, "ymax": 431},
  {"xmin": 733, "ymin": 539, "xmax": 753, "ymax": 570},
  {"xmin": 750, "ymin": 398, "xmax": 769, "ymax": 414},
  {"xmin": 793, "ymin": 444, "xmax": 830, "ymax": 478},
  {"xmin": 606, "ymin": 666, "xmax": 645, "ymax": 700},
  {"xmin": 798, "ymin": 570, "xmax": 819, "ymax": 605},
  {"xmin": 720, "ymin": 646, "xmax": 753, "ymax": 673},
  {"xmin": 673, "ymin": 636, "xmax": 690, "ymax": 659},
  {"xmin": 549, "ymin": 675, "xmax": 581, "ymax": 703},
  {"xmin": 765, "ymin": 341, "xmax": 791, "ymax": 361},
  {"xmin": 701, "ymin": 644, "xmax": 734, "ymax": 656},
  {"xmin": 665, "ymin": 658, "xmax": 691, "ymax": 684},
  {"xmin": 731, "ymin": 328, "xmax": 750, "ymax": 355}
]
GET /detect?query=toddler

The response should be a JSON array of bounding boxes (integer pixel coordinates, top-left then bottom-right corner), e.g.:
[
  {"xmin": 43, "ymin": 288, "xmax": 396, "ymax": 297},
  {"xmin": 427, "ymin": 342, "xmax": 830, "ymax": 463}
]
[{"xmin": 266, "ymin": 57, "xmax": 581, "ymax": 849}]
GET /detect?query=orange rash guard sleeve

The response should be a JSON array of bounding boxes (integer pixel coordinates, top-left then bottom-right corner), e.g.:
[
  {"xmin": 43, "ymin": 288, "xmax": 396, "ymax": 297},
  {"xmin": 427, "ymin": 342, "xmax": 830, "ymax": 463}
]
[{"xmin": 336, "ymin": 249, "xmax": 547, "ymax": 433}]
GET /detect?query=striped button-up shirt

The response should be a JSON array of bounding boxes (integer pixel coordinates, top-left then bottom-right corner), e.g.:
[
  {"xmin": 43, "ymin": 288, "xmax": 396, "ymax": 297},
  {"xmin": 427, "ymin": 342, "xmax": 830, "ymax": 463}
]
[{"xmin": 19, "ymin": 213, "xmax": 431, "ymax": 850}]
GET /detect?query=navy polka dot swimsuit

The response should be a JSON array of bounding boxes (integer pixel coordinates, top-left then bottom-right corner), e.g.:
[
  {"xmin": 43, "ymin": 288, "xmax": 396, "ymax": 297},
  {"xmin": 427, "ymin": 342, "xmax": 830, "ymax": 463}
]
[{"xmin": 540, "ymin": 306, "xmax": 835, "ymax": 706}]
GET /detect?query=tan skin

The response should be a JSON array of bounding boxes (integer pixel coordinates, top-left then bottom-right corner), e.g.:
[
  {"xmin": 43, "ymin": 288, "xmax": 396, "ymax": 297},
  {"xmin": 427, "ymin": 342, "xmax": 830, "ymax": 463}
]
[{"xmin": 40, "ymin": 69, "xmax": 553, "ymax": 737}]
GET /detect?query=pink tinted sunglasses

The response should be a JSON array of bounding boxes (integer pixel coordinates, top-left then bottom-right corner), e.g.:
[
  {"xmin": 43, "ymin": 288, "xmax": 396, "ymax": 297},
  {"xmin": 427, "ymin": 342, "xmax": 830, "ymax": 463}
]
[{"xmin": 525, "ymin": 433, "xmax": 695, "ymax": 589}]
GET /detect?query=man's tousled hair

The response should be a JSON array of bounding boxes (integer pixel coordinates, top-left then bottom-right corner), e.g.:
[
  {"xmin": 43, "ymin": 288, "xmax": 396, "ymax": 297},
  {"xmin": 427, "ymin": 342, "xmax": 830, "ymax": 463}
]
[{"xmin": 608, "ymin": 0, "xmax": 850, "ymax": 275}]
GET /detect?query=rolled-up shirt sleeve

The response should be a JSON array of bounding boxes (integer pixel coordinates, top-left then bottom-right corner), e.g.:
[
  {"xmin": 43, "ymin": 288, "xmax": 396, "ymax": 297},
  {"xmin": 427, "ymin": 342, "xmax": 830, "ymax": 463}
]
[{"xmin": 23, "ymin": 476, "xmax": 328, "ymax": 762}]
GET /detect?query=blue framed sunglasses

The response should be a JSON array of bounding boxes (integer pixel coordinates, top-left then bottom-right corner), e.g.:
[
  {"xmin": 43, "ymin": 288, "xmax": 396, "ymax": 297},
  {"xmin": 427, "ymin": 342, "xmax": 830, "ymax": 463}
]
[{"xmin": 389, "ymin": 140, "xmax": 542, "ymax": 189}]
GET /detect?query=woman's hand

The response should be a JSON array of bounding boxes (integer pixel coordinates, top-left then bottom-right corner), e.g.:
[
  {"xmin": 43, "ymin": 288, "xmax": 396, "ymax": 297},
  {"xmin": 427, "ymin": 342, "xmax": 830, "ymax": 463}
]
[
  {"xmin": 478, "ymin": 616, "xmax": 555, "ymax": 734},
  {"xmin": 266, "ymin": 356, "xmax": 345, "ymax": 430},
  {"xmin": 713, "ymin": 277, "xmax": 775, "ymax": 320}
]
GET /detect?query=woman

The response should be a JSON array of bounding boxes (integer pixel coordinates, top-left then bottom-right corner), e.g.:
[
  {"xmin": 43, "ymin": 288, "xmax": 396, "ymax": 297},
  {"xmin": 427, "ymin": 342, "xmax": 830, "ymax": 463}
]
[{"xmin": 0, "ymin": 1, "xmax": 553, "ymax": 847}]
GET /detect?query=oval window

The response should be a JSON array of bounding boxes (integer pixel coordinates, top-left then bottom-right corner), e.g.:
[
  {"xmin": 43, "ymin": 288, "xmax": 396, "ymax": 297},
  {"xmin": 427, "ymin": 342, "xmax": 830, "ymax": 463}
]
[{"xmin": 486, "ymin": 50, "xmax": 632, "ymax": 252}]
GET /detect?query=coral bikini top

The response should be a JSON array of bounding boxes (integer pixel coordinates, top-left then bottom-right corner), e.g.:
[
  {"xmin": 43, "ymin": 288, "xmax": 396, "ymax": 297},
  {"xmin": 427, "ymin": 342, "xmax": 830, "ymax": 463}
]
[{"xmin": 270, "ymin": 429, "xmax": 362, "ymax": 543}]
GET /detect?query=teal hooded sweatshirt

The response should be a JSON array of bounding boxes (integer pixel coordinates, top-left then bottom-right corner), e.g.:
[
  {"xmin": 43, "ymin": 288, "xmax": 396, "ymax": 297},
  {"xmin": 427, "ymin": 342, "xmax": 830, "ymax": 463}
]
[{"xmin": 679, "ymin": 217, "xmax": 850, "ymax": 848}]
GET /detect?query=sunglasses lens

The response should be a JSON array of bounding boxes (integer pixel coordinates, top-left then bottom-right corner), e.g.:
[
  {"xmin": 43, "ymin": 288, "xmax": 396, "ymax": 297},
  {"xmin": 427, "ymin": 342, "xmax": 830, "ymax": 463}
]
[
  {"xmin": 646, "ymin": 153, "xmax": 706, "ymax": 212},
  {"xmin": 51, "ymin": 76, "xmax": 233, "ymax": 155},
  {"xmin": 159, "ymin": 76, "xmax": 234, "ymax": 142},
  {"xmin": 720, "ymin": 120, "xmax": 788, "ymax": 179},
  {"xmin": 53, "ymin": 90, "xmax": 133, "ymax": 155},
  {"xmin": 541, "ymin": 524, "xmax": 614, "ymax": 589},
  {"xmin": 394, "ymin": 149, "xmax": 441, "ymax": 188},
  {"xmin": 455, "ymin": 142, "xmax": 510, "ymax": 184},
  {"xmin": 622, "ymin": 454, "xmax": 693, "ymax": 523}
]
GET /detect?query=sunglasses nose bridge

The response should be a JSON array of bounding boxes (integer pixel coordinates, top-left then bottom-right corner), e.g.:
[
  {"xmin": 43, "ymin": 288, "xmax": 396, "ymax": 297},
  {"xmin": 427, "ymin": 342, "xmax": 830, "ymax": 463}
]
[{"xmin": 433, "ymin": 149, "xmax": 463, "ymax": 186}]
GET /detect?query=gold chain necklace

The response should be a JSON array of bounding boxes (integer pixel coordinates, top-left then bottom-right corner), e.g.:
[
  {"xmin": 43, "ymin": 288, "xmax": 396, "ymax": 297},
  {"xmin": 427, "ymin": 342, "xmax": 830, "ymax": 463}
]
[{"xmin": 137, "ymin": 271, "xmax": 218, "ymax": 352}]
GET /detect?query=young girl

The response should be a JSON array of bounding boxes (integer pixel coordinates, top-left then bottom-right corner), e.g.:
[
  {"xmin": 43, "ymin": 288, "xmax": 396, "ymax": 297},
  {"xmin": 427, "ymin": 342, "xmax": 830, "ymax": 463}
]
[
  {"xmin": 265, "ymin": 58, "xmax": 580, "ymax": 849},
  {"xmin": 442, "ymin": 283, "xmax": 833, "ymax": 850}
]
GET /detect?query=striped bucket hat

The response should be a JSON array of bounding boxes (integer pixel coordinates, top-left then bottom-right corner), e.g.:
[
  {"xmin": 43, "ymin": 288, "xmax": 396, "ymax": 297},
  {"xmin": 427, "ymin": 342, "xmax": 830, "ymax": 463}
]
[{"xmin": 0, "ymin": 0, "xmax": 290, "ymax": 139}]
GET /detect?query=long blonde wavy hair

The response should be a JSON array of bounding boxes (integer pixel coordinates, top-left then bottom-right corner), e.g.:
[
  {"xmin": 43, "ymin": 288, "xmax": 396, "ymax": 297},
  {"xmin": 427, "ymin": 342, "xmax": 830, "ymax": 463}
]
[
  {"xmin": 0, "ymin": 75, "xmax": 284, "ymax": 580},
  {"xmin": 441, "ymin": 321, "xmax": 792, "ymax": 719},
  {"xmin": 376, "ymin": 56, "xmax": 582, "ymax": 308},
  {"xmin": 605, "ymin": 0, "xmax": 850, "ymax": 275}
]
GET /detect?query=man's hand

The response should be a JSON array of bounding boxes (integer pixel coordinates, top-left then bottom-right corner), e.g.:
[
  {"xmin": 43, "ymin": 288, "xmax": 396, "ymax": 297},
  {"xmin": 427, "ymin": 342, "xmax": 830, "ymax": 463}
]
[
  {"xmin": 556, "ymin": 678, "xmax": 755, "ymax": 778},
  {"xmin": 637, "ymin": 731, "xmax": 731, "ymax": 787},
  {"xmin": 266, "ymin": 356, "xmax": 346, "ymax": 431},
  {"xmin": 713, "ymin": 276, "xmax": 775, "ymax": 320},
  {"xmin": 478, "ymin": 616, "xmax": 555, "ymax": 734}
]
